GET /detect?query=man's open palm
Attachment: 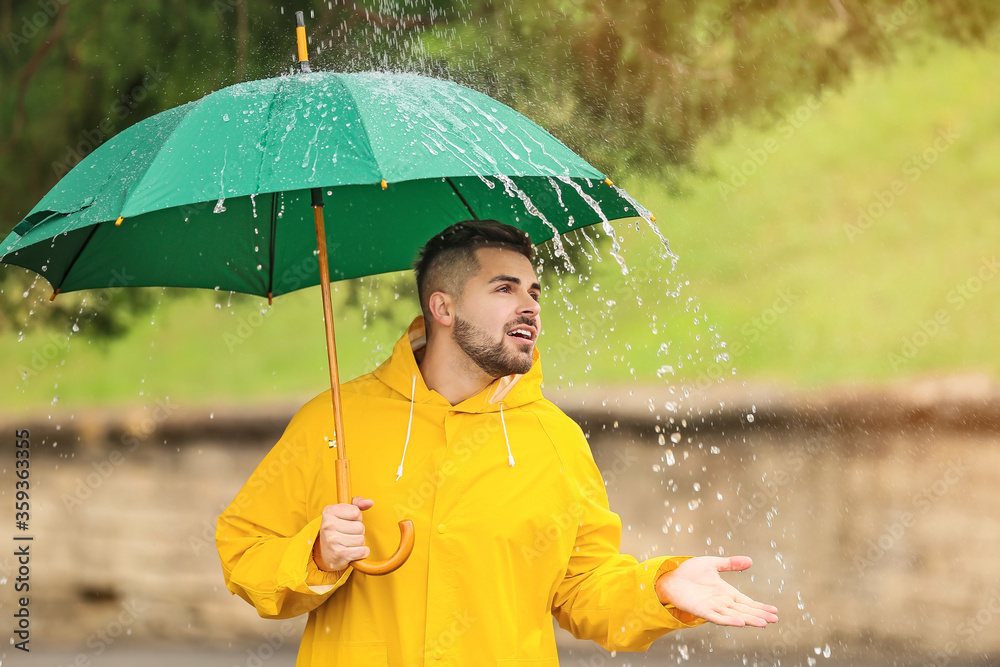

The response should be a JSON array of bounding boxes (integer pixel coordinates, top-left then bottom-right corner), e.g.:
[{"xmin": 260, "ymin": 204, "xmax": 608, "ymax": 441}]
[{"xmin": 656, "ymin": 556, "xmax": 779, "ymax": 627}]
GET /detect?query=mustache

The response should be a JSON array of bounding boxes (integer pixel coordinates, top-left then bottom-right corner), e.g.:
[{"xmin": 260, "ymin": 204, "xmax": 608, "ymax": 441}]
[{"xmin": 506, "ymin": 317, "xmax": 537, "ymax": 329}]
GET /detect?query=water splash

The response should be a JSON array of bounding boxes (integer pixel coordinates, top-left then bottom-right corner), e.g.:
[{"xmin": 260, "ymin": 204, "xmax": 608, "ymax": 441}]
[
  {"xmin": 494, "ymin": 174, "xmax": 574, "ymax": 273},
  {"xmin": 612, "ymin": 184, "xmax": 680, "ymax": 269},
  {"xmin": 555, "ymin": 175, "xmax": 628, "ymax": 274},
  {"xmin": 214, "ymin": 147, "xmax": 229, "ymax": 213}
]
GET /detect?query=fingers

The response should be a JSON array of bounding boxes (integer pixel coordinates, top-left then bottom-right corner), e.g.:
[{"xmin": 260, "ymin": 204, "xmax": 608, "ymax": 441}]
[
  {"xmin": 338, "ymin": 544, "xmax": 371, "ymax": 562},
  {"xmin": 716, "ymin": 555, "xmax": 753, "ymax": 572},
  {"xmin": 703, "ymin": 603, "xmax": 778, "ymax": 628},
  {"xmin": 324, "ymin": 499, "xmax": 373, "ymax": 521},
  {"xmin": 352, "ymin": 496, "xmax": 375, "ymax": 510},
  {"xmin": 731, "ymin": 601, "xmax": 779, "ymax": 624},
  {"xmin": 316, "ymin": 500, "xmax": 374, "ymax": 571},
  {"xmin": 701, "ymin": 609, "xmax": 748, "ymax": 628},
  {"xmin": 733, "ymin": 591, "xmax": 779, "ymax": 614}
]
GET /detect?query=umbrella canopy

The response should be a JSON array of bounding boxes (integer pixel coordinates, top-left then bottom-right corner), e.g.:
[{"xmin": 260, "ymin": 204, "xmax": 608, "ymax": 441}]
[{"xmin": 1, "ymin": 70, "xmax": 646, "ymax": 298}]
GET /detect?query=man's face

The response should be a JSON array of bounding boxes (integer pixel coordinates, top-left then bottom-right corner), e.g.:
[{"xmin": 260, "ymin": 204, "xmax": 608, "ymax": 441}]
[{"xmin": 452, "ymin": 247, "xmax": 541, "ymax": 378}]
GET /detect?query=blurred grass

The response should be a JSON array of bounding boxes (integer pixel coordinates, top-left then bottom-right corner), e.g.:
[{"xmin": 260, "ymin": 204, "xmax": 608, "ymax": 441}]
[
  {"xmin": 3, "ymin": 40, "xmax": 999, "ymax": 408},
  {"xmin": 594, "ymin": 40, "xmax": 1000, "ymax": 387}
]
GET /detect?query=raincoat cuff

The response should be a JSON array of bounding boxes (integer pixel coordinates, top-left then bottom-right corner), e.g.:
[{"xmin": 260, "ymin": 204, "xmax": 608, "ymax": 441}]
[
  {"xmin": 306, "ymin": 556, "xmax": 352, "ymax": 592},
  {"xmin": 650, "ymin": 557, "xmax": 706, "ymax": 628}
]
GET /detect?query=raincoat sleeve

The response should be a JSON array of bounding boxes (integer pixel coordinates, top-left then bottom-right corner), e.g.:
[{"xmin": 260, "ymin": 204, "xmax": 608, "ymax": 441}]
[
  {"xmin": 550, "ymin": 427, "xmax": 705, "ymax": 651},
  {"xmin": 216, "ymin": 411, "xmax": 351, "ymax": 619}
]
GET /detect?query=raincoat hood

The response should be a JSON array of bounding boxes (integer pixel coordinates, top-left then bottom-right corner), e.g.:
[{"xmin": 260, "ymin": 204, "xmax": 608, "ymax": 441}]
[{"xmin": 373, "ymin": 315, "xmax": 540, "ymax": 478}]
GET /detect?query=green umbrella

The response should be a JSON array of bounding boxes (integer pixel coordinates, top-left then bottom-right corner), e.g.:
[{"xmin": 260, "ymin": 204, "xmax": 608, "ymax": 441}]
[
  {"xmin": 1, "ymin": 13, "xmax": 656, "ymax": 576},
  {"xmin": 0, "ymin": 69, "xmax": 648, "ymax": 299}
]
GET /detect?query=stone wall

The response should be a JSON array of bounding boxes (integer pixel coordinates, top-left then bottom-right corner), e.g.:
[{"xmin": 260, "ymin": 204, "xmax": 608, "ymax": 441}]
[{"xmin": 2, "ymin": 377, "xmax": 998, "ymax": 663}]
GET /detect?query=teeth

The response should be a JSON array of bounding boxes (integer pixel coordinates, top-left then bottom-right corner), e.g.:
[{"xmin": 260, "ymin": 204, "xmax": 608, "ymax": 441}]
[{"xmin": 508, "ymin": 328, "xmax": 532, "ymax": 339}]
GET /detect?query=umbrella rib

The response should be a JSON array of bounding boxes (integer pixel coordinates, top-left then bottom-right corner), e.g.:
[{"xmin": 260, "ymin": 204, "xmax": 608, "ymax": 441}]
[
  {"xmin": 445, "ymin": 178, "xmax": 479, "ymax": 220},
  {"xmin": 267, "ymin": 191, "xmax": 278, "ymax": 301},
  {"xmin": 54, "ymin": 222, "xmax": 102, "ymax": 293}
]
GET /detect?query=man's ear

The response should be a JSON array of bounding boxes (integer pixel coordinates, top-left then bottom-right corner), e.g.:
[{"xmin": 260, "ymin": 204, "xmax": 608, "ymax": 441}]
[{"xmin": 427, "ymin": 292, "xmax": 455, "ymax": 328}]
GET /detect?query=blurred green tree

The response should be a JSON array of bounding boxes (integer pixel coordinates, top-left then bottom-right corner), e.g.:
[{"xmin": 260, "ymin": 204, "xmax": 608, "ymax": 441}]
[{"xmin": 1, "ymin": 0, "xmax": 996, "ymax": 335}]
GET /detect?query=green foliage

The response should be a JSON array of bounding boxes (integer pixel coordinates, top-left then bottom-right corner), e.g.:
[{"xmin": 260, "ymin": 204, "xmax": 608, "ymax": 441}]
[
  {"xmin": 3, "ymin": 35, "xmax": 998, "ymax": 405},
  {"xmin": 426, "ymin": 0, "xmax": 1000, "ymax": 175},
  {"xmin": 1, "ymin": 0, "xmax": 998, "ymax": 340}
]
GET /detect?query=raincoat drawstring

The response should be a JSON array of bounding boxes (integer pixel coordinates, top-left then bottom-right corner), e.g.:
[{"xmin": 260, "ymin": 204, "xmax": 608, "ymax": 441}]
[
  {"xmin": 398, "ymin": 376, "xmax": 515, "ymax": 476},
  {"xmin": 500, "ymin": 403, "xmax": 515, "ymax": 467},
  {"xmin": 395, "ymin": 374, "xmax": 417, "ymax": 481}
]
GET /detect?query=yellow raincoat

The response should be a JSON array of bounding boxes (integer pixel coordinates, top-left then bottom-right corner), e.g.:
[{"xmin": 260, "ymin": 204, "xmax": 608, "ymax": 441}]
[{"xmin": 217, "ymin": 317, "xmax": 703, "ymax": 666}]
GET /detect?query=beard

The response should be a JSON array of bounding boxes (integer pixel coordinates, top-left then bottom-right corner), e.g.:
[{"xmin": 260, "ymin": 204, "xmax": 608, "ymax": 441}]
[{"xmin": 453, "ymin": 314, "xmax": 535, "ymax": 378}]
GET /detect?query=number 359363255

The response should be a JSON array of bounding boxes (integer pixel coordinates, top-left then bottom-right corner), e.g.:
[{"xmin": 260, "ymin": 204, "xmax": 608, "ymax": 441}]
[{"xmin": 15, "ymin": 429, "xmax": 30, "ymax": 521}]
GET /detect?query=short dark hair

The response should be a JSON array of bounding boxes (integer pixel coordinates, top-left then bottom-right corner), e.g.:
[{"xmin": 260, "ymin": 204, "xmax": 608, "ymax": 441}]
[{"xmin": 413, "ymin": 220, "xmax": 534, "ymax": 320}]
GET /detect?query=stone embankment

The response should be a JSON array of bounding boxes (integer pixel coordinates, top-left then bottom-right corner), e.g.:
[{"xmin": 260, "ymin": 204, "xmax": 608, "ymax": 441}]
[{"xmin": 2, "ymin": 373, "xmax": 998, "ymax": 664}]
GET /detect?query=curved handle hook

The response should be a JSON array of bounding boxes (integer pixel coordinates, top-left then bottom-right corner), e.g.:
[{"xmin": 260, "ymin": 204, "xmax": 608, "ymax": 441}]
[
  {"xmin": 333, "ymin": 458, "xmax": 415, "ymax": 577},
  {"xmin": 350, "ymin": 519, "xmax": 415, "ymax": 575}
]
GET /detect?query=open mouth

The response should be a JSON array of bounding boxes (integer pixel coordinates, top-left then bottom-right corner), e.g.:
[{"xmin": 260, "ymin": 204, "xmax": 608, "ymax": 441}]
[{"xmin": 506, "ymin": 327, "xmax": 535, "ymax": 342}]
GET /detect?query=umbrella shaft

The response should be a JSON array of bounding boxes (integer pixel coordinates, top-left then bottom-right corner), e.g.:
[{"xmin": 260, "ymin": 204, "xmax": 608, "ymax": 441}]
[{"xmin": 312, "ymin": 194, "xmax": 348, "ymax": 463}]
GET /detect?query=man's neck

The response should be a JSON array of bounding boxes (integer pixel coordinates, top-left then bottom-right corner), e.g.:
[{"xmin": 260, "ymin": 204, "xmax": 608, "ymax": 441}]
[{"xmin": 417, "ymin": 332, "xmax": 495, "ymax": 406}]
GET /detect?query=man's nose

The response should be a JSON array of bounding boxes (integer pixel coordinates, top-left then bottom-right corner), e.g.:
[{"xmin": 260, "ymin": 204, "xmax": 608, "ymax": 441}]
[{"xmin": 519, "ymin": 294, "xmax": 540, "ymax": 316}]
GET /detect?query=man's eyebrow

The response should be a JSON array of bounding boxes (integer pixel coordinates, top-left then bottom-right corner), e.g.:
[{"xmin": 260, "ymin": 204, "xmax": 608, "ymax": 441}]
[{"xmin": 490, "ymin": 274, "xmax": 542, "ymax": 291}]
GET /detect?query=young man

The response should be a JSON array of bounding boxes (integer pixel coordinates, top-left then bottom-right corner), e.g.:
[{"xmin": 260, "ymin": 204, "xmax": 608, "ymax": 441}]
[{"xmin": 216, "ymin": 220, "xmax": 777, "ymax": 666}]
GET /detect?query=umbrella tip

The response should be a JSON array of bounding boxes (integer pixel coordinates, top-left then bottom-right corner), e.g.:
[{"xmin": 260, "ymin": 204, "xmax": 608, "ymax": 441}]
[
  {"xmin": 381, "ymin": 179, "xmax": 388, "ymax": 190},
  {"xmin": 115, "ymin": 216, "xmax": 124, "ymax": 226},
  {"xmin": 650, "ymin": 215, "xmax": 657, "ymax": 222},
  {"xmin": 49, "ymin": 288, "xmax": 60, "ymax": 302},
  {"xmin": 604, "ymin": 177, "xmax": 614, "ymax": 187},
  {"xmin": 267, "ymin": 291, "xmax": 273, "ymax": 306},
  {"xmin": 295, "ymin": 11, "xmax": 311, "ymax": 72}
]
